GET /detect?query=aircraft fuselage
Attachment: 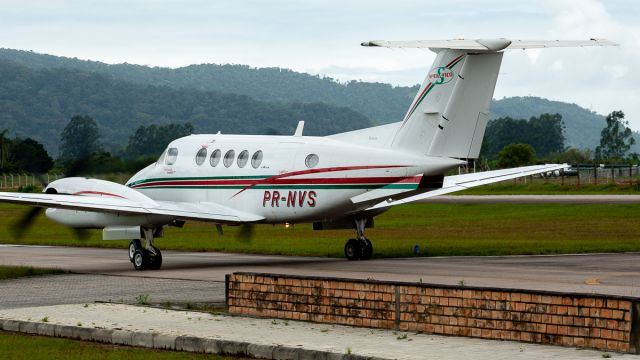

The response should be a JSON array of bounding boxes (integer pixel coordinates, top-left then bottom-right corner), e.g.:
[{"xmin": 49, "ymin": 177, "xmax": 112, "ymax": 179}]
[{"xmin": 126, "ymin": 134, "xmax": 463, "ymax": 223}]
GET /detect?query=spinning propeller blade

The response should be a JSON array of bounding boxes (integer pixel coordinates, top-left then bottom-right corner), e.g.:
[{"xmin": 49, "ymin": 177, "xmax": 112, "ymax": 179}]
[{"xmin": 10, "ymin": 207, "xmax": 43, "ymax": 239}]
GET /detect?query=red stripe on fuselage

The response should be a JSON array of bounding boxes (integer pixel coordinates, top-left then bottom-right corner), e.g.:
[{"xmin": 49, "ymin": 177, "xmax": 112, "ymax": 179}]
[
  {"xmin": 73, "ymin": 191, "xmax": 126, "ymax": 199},
  {"xmin": 132, "ymin": 175, "xmax": 421, "ymax": 188}
]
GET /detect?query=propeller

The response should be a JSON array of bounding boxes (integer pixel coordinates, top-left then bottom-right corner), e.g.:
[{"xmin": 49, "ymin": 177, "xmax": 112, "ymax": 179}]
[{"xmin": 10, "ymin": 207, "xmax": 43, "ymax": 239}]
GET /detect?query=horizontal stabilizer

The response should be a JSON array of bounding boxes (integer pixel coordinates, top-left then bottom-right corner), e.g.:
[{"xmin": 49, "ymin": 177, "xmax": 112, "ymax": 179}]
[
  {"xmin": 367, "ymin": 163, "xmax": 569, "ymax": 210},
  {"xmin": 361, "ymin": 38, "xmax": 617, "ymax": 51}
]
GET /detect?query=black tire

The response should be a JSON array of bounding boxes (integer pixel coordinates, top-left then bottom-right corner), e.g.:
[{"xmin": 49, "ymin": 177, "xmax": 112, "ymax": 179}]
[
  {"xmin": 344, "ymin": 238, "xmax": 361, "ymax": 261},
  {"xmin": 129, "ymin": 239, "xmax": 141, "ymax": 263},
  {"xmin": 132, "ymin": 249, "xmax": 149, "ymax": 270},
  {"xmin": 361, "ymin": 238, "xmax": 373, "ymax": 260},
  {"xmin": 148, "ymin": 247, "xmax": 162, "ymax": 270}
]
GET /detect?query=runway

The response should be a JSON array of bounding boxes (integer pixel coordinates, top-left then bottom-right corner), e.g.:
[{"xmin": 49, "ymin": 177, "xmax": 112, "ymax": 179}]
[{"xmin": 2, "ymin": 245, "xmax": 640, "ymax": 297}]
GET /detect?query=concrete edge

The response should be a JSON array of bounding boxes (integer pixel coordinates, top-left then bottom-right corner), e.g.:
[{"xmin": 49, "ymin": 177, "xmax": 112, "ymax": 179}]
[{"xmin": 0, "ymin": 318, "xmax": 389, "ymax": 360}]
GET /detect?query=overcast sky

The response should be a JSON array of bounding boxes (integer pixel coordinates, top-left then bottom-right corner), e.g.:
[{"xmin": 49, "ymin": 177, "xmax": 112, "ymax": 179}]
[{"xmin": 1, "ymin": 0, "xmax": 638, "ymax": 129}]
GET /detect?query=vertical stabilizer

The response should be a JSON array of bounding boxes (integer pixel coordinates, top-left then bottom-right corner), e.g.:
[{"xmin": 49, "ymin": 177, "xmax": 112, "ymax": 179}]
[
  {"xmin": 389, "ymin": 49, "xmax": 503, "ymax": 158},
  {"xmin": 427, "ymin": 52, "xmax": 503, "ymax": 158},
  {"xmin": 390, "ymin": 50, "xmax": 467, "ymax": 155},
  {"xmin": 362, "ymin": 38, "xmax": 616, "ymax": 159}
]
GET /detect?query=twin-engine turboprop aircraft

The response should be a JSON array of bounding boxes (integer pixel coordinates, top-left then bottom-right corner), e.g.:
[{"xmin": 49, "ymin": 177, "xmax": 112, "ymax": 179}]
[{"xmin": 0, "ymin": 38, "xmax": 616, "ymax": 270}]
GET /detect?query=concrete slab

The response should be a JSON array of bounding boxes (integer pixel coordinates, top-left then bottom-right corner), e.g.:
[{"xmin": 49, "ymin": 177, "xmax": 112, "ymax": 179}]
[{"xmin": 0, "ymin": 303, "xmax": 635, "ymax": 359}]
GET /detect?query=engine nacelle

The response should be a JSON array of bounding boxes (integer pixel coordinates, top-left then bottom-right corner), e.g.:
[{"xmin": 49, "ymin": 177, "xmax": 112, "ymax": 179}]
[{"xmin": 44, "ymin": 177, "xmax": 172, "ymax": 228}]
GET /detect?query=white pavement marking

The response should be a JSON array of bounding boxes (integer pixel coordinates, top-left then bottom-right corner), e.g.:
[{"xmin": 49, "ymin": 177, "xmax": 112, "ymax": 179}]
[{"xmin": 0, "ymin": 303, "xmax": 633, "ymax": 360}]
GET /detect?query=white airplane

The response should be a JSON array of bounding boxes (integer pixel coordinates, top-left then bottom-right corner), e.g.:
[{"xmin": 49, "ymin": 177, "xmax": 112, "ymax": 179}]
[{"xmin": 0, "ymin": 38, "xmax": 616, "ymax": 270}]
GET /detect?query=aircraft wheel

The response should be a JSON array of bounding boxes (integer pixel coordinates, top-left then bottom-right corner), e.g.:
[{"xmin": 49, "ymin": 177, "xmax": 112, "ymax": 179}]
[
  {"xmin": 344, "ymin": 238, "xmax": 361, "ymax": 261},
  {"xmin": 360, "ymin": 238, "xmax": 373, "ymax": 260},
  {"xmin": 129, "ymin": 239, "xmax": 141, "ymax": 263},
  {"xmin": 148, "ymin": 247, "xmax": 163, "ymax": 270},
  {"xmin": 132, "ymin": 249, "xmax": 149, "ymax": 270}
]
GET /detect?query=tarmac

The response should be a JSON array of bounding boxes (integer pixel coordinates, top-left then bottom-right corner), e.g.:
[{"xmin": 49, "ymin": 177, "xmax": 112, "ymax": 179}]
[
  {"xmin": 3, "ymin": 241, "xmax": 640, "ymax": 358},
  {"xmin": 0, "ymin": 303, "xmax": 635, "ymax": 359}
]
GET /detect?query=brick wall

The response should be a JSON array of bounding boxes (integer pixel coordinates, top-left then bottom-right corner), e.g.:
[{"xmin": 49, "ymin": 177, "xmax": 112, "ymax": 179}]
[{"xmin": 226, "ymin": 272, "xmax": 640, "ymax": 353}]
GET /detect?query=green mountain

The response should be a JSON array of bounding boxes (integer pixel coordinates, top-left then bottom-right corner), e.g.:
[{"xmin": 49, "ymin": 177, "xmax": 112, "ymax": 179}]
[
  {"xmin": 490, "ymin": 97, "xmax": 640, "ymax": 153},
  {"xmin": 0, "ymin": 60, "xmax": 371, "ymax": 155},
  {"xmin": 0, "ymin": 48, "xmax": 632, "ymax": 157},
  {"xmin": 0, "ymin": 48, "xmax": 416, "ymax": 124},
  {"xmin": 491, "ymin": 96, "xmax": 602, "ymax": 150}
]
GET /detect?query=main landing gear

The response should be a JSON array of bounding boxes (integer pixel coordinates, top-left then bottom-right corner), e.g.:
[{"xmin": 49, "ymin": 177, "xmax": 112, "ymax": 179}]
[
  {"xmin": 344, "ymin": 218, "xmax": 373, "ymax": 261},
  {"xmin": 128, "ymin": 228, "xmax": 162, "ymax": 270}
]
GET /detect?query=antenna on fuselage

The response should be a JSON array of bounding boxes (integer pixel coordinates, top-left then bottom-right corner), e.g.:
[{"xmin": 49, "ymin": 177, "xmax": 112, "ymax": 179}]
[{"xmin": 294, "ymin": 120, "xmax": 304, "ymax": 137}]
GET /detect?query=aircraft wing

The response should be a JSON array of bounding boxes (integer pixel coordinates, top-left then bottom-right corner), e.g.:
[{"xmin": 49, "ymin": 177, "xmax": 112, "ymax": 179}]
[
  {"xmin": 0, "ymin": 192, "xmax": 264, "ymax": 223},
  {"xmin": 367, "ymin": 163, "xmax": 569, "ymax": 210}
]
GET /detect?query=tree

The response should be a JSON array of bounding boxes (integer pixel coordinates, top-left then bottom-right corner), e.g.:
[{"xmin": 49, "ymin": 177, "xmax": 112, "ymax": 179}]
[
  {"xmin": 124, "ymin": 123, "xmax": 194, "ymax": 159},
  {"xmin": 546, "ymin": 148, "xmax": 593, "ymax": 165},
  {"xmin": 58, "ymin": 115, "xmax": 102, "ymax": 163},
  {"xmin": 497, "ymin": 143, "xmax": 536, "ymax": 168},
  {"xmin": 10, "ymin": 138, "xmax": 53, "ymax": 173},
  {"xmin": 482, "ymin": 113, "xmax": 565, "ymax": 159},
  {"xmin": 595, "ymin": 110, "xmax": 635, "ymax": 160}
]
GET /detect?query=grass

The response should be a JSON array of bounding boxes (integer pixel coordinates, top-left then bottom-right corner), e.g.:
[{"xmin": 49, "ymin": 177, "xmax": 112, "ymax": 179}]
[
  {"xmin": 458, "ymin": 178, "xmax": 640, "ymax": 195},
  {"xmin": 1, "ymin": 202, "xmax": 640, "ymax": 258},
  {"xmin": 0, "ymin": 330, "xmax": 248, "ymax": 359},
  {"xmin": 0, "ymin": 265, "xmax": 66, "ymax": 280}
]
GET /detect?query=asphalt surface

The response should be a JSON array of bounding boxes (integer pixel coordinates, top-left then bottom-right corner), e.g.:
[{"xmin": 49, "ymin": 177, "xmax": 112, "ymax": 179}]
[
  {"xmin": 2, "ymin": 245, "xmax": 640, "ymax": 358},
  {"xmin": 2, "ymin": 245, "xmax": 640, "ymax": 302}
]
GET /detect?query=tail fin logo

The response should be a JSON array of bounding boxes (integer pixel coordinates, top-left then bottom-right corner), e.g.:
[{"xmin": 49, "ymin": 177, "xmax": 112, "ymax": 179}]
[{"xmin": 428, "ymin": 67, "xmax": 454, "ymax": 85}]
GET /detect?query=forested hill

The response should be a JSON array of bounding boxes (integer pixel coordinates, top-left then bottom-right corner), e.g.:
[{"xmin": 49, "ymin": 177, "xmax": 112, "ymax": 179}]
[
  {"xmin": 0, "ymin": 47, "xmax": 632, "ymax": 155},
  {"xmin": 0, "ymin": 48, "xmax": 416, "ymax": 124},
  {"xmin": 0, "ymin": 60, "xmax": 371, "ymax": 155},
  {"xmin": 491, "ymin": 97, "xmax": 601, "ymax": 150},
  {"xmin": 491, "ymin": 97, "xmax": 640, "ymax": 153}
]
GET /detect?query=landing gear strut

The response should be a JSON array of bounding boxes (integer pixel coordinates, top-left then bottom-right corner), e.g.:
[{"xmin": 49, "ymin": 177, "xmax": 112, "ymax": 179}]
[
  {"xmin": 129, "ymin": 228, "xmax": 162, "ymax": 270},
  {"xmin": 344, "ymin": 218, "xmax": 373, "ymax": 261}
]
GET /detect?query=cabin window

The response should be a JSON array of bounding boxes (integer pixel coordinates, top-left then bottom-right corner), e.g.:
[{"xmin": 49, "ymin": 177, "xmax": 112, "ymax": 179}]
[
  {"xmin": 305, "ymin": 153, "xmax": 319, "ymax": 168},
  {"xmin": 166, "ymin": 147, "xmax": 179, "ymax": 165},
  {"xmin": 195, "ymin": 148, "xmax": 207, "ymax": 166},
  {"xmin": 251, "ymin": 150, "xmax": 263, "ymax": 168},
  {"xmin": 209, "ymin": 149, "xmax": 221, "ymax": 167},
  {"xmin": 237, "ymin": 150, "xmax": 249, "ymax": 168},
  {"xmin": 223, "ymin": 150, "xmax": 235, "ymax": 167}
]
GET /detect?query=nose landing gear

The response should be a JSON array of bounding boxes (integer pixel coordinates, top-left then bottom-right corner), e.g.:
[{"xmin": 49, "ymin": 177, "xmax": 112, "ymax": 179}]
[
  {"xmin": 344, "ymin": 218, "xmax": 373, "ymax": 261},
  {"xmin": 128, "ymin": 228, "xmax": 163, "ymax": 270}
]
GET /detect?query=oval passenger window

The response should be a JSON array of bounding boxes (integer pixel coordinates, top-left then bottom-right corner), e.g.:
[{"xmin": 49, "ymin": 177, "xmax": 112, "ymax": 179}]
[
  {"xmin": 210, "ymin": 149, "xmax": 221, "ymax": 167},
  {"xmin": 195, "ymin": 148, "xmax": 207, "ymax": 166},
  {"xmin": 223, "ymin": 150, "xmax": 235, "ymax": 168},
  {"xmin": 237, "ymin": 150, "xmax": 249, "ymax": 168},
  {"xmin": 251, "ymin": 150, "xmax": 263, "ymax": 169},
  {"xmin": 305, "ymin": 153, "xmax": 319, "ymax": 169}
]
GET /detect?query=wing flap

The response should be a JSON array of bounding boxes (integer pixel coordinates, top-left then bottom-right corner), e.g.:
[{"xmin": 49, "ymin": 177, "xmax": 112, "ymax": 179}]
[{"xmin": 367, "ymin": 164, "xmax": 568, "ymax": 210}]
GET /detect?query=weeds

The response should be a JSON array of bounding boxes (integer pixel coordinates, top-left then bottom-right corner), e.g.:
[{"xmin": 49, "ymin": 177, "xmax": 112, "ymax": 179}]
[{"xmin": 135, "ymin": 294, "xmax": 150, "ymax": 305}]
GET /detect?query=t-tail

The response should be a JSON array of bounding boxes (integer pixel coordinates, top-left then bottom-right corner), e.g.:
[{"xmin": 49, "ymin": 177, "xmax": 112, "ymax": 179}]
[{"xmin": 362, "ymin": 38, "xmax": 617, "ymax": 160}]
